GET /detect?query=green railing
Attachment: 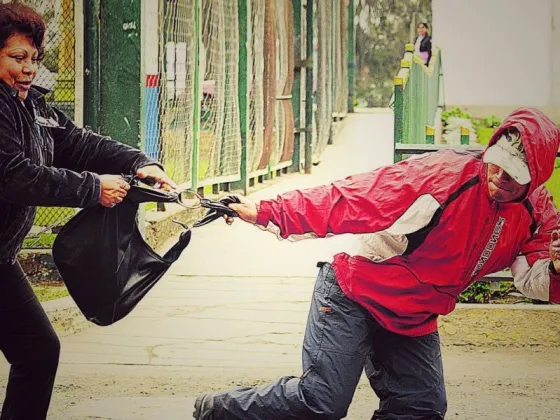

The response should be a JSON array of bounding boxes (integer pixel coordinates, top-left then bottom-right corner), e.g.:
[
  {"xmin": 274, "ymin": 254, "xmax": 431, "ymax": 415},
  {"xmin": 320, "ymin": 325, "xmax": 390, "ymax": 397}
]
[{"xmin": 393, "ymin": 43, "xmax": 444, "ymax": 162}]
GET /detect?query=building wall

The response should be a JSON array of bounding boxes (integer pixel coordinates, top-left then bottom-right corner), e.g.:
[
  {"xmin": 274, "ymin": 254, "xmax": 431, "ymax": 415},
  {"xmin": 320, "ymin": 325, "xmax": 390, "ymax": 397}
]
[
  {"xmin": 433, "ymin": 0, "xmax": 555, "ymax": 108},
  {"xmin": 551, "ymin": 0, "xmax": 560, "ymax": 106}
]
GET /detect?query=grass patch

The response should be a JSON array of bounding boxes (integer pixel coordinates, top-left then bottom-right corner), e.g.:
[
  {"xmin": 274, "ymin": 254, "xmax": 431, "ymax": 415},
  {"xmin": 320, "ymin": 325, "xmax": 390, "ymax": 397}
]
[
  {"xmin": 22, "ymin": 233, "xmax": 57, "ymax": 249},
  {"xmin": 476, "ymin": 126, "xmax": 495, "ymax": 146},
  {"xmin": 545, "ymin": 159, "xmax": 560, "ymax": 206},
  {"xmin": 33, "ymin": 284, "xmax": 68, "ymax": 302}
]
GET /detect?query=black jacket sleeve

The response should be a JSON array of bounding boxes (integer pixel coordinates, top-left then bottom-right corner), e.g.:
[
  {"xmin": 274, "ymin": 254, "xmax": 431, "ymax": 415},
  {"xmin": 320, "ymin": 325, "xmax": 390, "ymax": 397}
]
[
  {"xmin": 0, "ymin": 98, "xmax": 100, "ymax": 208},
  {"xmin": 51, "ymin": 107, "xmax": 159, "ymax": 175}
]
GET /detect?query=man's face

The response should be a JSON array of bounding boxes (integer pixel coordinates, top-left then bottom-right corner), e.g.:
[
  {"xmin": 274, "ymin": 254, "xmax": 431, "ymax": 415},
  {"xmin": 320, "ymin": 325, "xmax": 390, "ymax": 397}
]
[
  {"xmin": 486, "ymin": 163, "xmax": 529, "ymax": 202},
  {"xmin": 0, "ymin": 33, "xmax": 39, "ymax": 100}
]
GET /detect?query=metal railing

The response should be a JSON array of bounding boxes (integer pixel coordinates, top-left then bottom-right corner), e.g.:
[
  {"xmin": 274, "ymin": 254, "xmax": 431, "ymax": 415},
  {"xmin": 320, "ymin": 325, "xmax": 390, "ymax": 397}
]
[
  {"xmin": 393, "ymin": 43, "xmax": 443, "ymax": 162},
  {"xmin": 21, "ymin": 0, "xmax": 356, "ymax": 249}
]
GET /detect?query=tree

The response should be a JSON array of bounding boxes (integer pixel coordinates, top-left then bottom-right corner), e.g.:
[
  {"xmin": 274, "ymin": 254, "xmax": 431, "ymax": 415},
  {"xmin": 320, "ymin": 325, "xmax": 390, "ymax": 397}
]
[{"xmin": 355, "ymin": 0, "xmax": 432, "ymax": 107}]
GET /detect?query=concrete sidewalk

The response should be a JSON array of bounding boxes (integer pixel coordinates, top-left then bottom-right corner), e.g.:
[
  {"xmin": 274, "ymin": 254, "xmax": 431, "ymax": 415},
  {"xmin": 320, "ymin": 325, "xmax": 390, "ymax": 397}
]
[{"xmin": 61, "ymin": 109, "xmax": 395, "ymax": 419}]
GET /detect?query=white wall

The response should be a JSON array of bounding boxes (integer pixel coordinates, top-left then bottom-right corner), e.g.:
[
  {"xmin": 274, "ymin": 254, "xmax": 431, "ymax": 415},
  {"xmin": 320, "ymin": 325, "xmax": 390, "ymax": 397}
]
[
  {"xmin": 433, "ymin": 0, "xmax": 554, "ymax": 107},
  {"xmin": 552, "ymin": 0, "xmax": 560, "ymax": 105}
]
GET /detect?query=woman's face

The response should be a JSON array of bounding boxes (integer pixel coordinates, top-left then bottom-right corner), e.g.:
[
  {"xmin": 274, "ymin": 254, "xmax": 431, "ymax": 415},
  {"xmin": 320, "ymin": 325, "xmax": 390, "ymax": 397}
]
[
  {"xmin": 0, "ymin": 33, "xmax": 39, "ymax": 100},
  {"xmin": 417, "ymin": 24, "xmax": 427, "ymax": 37}
]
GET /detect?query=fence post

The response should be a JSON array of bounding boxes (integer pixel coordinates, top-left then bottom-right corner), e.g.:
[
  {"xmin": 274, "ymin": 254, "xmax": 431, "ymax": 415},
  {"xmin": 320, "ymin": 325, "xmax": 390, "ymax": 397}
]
[
  {"xmin": 328, "ymin": 0, "xmax": 335, "ymax": 146},
  {"xmin": 393, "ymin": 77, "xmax": 404, "ymax": 162},
  {"xmin": 98, "ymin": 0, "xmax": 142, "ymax": 148},
  {"xmin": 83, "ymin": 0, "xmax": 100, "ymax": 131},
  {"xmin": 460, "ymin": 126, "xmax": 470, "ymax": 145},
  {"xmin": 191, "ymin": 0, "xmax": 201, "ymax": 191},
  {"xmin": 141, "ymin": 0, "xmax": 160, "ymax": 161},
  {"xmin": 304, "ymin": 0, "xmax": 314, "ymax": 174},
  {"xmin": 425, "ymin": 125, "xmax": 435, "ymax": 144},
  {"xmin": 347, "ymin": 0, "xmax": 355, "ymax": 112},
  {"xmin": 234, "ymin": 0, "xmax": 251, "ymax": 193},
  {"xmin": 290, "ymin": 0, "xmax": 303, "ymax": 173}
]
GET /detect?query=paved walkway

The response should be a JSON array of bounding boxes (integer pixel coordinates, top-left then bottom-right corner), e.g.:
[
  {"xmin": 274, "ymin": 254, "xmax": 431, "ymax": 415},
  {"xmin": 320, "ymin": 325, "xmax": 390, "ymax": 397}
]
[{"xmin": 60, "ymin": 109, "xmax": 394, "ymax": 419}]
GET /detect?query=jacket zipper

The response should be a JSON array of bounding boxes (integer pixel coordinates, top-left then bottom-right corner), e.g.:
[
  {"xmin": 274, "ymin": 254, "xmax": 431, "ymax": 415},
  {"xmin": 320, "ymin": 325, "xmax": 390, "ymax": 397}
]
[{"xmin": 462, "ymin": 202, "xmax": 499, "ymax": 282}]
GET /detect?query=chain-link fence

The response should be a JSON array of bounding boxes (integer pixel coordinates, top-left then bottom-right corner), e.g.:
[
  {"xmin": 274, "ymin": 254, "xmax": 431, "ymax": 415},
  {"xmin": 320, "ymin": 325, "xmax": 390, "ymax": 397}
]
[
  {"xmin": 332, "ymin": 0, "xmax": 349, "ymax": 116},
  {"xmin": 312, "ymin": 0, "xmax": 333, "ymax": 163},
  {"xmin": 247, "ymin": 0, "xmax": 265, "ymax": 174},
  {"xmin": 152, "ymin": 0, "xmax": 197, "ymax": 186},
  {"xmin": 6, "ymin": 0, "xmax": 80, "ymax": 247},
  {"xmin": 271, "ymin": 0, "xmax": 294, "ymax": 168},
  {"xmin": 15, "ymin": 0, "xmax": 353, "ymax": 248},
  {"xmin": 199, "ymin": 0, "xmax": 242, "ymax": 185}
]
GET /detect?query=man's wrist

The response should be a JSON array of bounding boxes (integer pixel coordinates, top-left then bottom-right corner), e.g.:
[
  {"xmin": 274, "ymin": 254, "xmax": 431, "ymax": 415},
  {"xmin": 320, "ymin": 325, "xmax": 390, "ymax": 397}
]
[{"xmin": 255, "ymin": 200, "xmax": 272, "ymax": 227}]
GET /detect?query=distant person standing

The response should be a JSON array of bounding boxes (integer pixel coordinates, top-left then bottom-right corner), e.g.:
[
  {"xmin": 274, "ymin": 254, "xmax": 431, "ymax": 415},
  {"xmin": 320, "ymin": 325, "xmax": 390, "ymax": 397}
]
[{"xmin": 414, "ymin": 22, "xmax": 432, "ymax": 66}]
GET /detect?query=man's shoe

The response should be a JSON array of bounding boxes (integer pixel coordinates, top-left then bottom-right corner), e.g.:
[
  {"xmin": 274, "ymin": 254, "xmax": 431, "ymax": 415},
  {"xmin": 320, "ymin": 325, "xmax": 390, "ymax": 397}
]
[{"xmin": 193, "ymin": 393, "xmax": 214, "ymax": 420}]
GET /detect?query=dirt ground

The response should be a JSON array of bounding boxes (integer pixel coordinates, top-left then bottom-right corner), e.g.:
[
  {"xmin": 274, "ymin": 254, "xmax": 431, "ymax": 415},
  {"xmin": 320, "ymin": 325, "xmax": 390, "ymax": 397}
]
[{"xmin": 0, "ymin": 345, "xmax": 557, "ymax": 419}]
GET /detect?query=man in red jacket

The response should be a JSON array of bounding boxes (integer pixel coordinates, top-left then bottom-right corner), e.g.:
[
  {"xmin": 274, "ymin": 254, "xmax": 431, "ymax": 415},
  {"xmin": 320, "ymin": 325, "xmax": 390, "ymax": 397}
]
[{"xmin": 194, "ymin": 108, "xmax": 560, "ymax": 420}]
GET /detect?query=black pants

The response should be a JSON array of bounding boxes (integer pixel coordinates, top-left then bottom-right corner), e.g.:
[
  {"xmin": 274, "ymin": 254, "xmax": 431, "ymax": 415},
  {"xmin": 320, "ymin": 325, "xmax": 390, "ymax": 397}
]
[{"xmin": 0, "ymin": 263, "xmax": 60, "ymax": 420}]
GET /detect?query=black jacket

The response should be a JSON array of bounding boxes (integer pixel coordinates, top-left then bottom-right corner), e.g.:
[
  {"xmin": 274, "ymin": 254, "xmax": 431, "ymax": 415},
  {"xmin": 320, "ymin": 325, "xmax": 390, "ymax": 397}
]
[
  {"xmin": 416, "ymin": 35, "xmax": 432, "ymax": 65},
  {"xmin": 0, "ymin": 83, "xmax": 157, "ymax": 264}
]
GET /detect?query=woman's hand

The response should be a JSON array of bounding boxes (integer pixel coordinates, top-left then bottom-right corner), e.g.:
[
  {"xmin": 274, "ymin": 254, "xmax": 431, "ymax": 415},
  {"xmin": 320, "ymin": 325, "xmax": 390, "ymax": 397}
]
[
  {"xmin": 224, "ymin": 194, "xmax": 259, "ymax": 225},
  {"xmin": 99, "ymin": 175, "xmax": 130, "ymax": 208},
  {"xmin": 137, "ymin": 165, "xmax": 177, "ymax": 191}
]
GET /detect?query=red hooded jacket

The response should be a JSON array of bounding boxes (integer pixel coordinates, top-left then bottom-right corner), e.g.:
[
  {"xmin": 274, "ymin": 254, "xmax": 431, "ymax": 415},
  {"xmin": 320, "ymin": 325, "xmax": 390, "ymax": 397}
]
[{"xmin": 255, "ymin": 108, "xmax": 560, "ymax": 336}]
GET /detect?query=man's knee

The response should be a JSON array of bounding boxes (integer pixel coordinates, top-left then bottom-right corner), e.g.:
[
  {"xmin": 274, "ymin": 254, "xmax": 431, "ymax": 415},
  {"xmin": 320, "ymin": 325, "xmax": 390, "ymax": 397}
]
[{"xmin": 301, "ymin": 381, "xmax": 352, "ymax": 420}]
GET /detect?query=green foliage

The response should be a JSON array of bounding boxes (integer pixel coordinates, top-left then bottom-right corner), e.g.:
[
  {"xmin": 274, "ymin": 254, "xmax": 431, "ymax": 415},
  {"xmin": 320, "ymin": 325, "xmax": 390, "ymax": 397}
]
[
  {"xmin": 355, "ymin": 0, "xmax": 432, "ymax": 107},
  {"xmin": 441, "ymin": 106, "xmax": 470, "ymax": 123},
  {"xmin": 457, "ymin": 281, "xmax": 514, "ymax": 304},
  {"xmin": 476, "ymin": 127, "xmax": 495, "ymax": 146},
  {"xmin": 33, "ymin": 285, "xmax": 69, "ymax": 302},
  {"xmin": 545, "ymin": 158, "xmax": 560, "ymax": 207},
  {"xmin": 483, "ymin": 114, "xmax": 501, "ymax": 128},
  {"xmin": 22, "ymin": 233, "xmax": 57, "ymax": 249},
  {"xmin": 470, "ymin": 113, "xmax": 501, "ymax": 145}
]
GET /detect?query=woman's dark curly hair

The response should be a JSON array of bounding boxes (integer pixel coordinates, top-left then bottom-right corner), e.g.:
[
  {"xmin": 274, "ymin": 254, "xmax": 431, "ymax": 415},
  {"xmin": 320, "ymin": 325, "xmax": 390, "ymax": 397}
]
[{"xmin": 0, "ymin": 3, "xmax": 46, "ymax": 60}]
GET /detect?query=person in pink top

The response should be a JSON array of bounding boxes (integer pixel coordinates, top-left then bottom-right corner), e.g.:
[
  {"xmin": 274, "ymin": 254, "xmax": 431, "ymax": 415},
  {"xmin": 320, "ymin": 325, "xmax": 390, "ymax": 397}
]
[{"xmin": 414, "ymin": 22, "xmax": 432, "ymax": 66}]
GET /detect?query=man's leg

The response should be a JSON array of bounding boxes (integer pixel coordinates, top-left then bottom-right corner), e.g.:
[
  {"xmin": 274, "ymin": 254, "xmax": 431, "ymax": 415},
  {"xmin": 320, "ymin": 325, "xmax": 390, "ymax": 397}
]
[
  {"xmin": 365, "ymin": 327, "xmax": 447, "ymax": 420},
  {"xmin": 0, "ymin": 263, "xmax": 61, "ymax": 420},
  {"xmin": 194, "ymin": 262, "xmax": 374, "ymax": 420}
]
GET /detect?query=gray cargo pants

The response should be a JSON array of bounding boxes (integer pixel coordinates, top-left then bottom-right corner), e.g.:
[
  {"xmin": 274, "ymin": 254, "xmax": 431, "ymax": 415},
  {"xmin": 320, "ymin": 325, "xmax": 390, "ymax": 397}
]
[{"xmin": 195, "ymin": 262, "xmax": 447, "ymax": 420}]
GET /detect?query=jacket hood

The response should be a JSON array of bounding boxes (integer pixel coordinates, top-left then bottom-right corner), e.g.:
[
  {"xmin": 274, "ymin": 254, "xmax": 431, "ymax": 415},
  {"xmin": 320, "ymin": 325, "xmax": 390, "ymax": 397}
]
[{"xmin": 483, "ymin": 107, "xmax": 560, "ymax": 196}]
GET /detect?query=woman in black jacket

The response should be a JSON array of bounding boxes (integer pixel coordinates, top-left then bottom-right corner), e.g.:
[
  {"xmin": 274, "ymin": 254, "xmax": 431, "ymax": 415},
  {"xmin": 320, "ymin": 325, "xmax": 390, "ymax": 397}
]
[
  {"xmin": 0, "ymin": 4, "xmax": 175, "ymax": 419},
  {"xmin": 414, "ymin": 22, "xmax": 432, "ymax": 66}
]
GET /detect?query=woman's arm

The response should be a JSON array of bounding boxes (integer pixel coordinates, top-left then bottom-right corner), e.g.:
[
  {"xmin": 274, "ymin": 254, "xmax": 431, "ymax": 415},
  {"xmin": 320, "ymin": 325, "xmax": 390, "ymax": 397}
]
[
  {"xmin": 0, "ymin": 100, "xmax": 100, "ymax": 207},
  {"xmin": 51, "ymin": 107, "xmax": 159, "ymax": 176}
]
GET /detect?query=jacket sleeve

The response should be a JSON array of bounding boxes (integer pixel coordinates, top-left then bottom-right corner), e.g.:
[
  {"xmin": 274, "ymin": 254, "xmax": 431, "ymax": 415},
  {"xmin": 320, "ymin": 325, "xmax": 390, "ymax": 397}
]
[
  {"xmin": 0, "ymin": 100, "xmax": 100, "ymax": 208},
  {"xmin": 255, "ymin": 151, "xmax": 479, "ymax": 240},
  {"xmin": 511, "ymin": 188, "xmax": 560, "ymax": 303},
  {"xmin": 51, "ymin": 107, "xmax": 160, "ymax": 175}
]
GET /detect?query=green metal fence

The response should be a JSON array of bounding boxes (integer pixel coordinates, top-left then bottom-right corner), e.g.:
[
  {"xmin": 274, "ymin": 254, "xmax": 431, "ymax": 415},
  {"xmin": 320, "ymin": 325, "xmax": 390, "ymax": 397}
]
[
  {"xmin": 393, "ymin": 43, "xmax": 444, "ymax": 162},
  {"xmin": 20, "ymin": 0, "xmax": 355, "ymax": 248}
]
